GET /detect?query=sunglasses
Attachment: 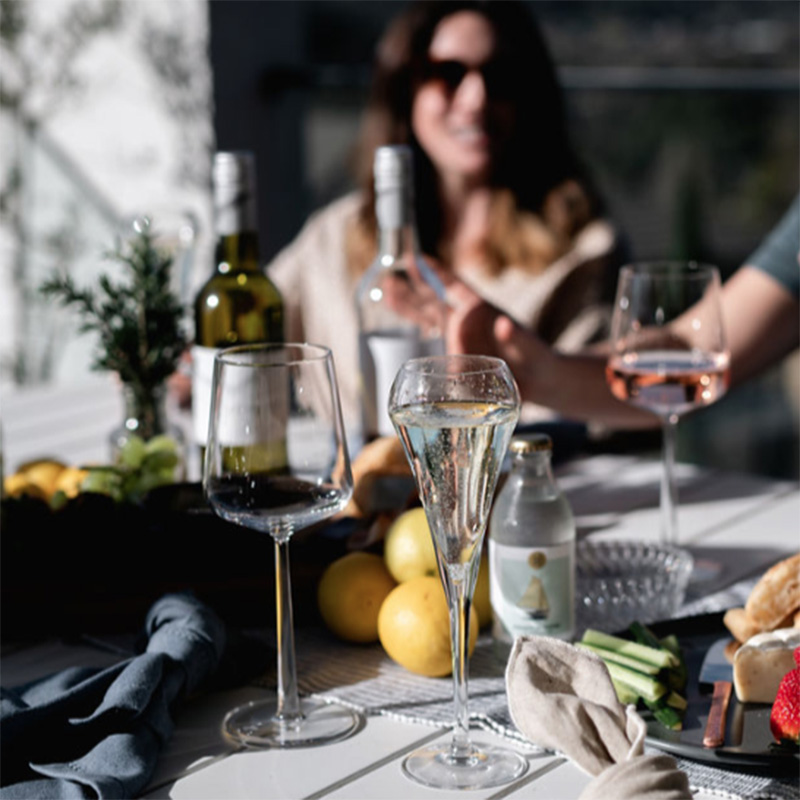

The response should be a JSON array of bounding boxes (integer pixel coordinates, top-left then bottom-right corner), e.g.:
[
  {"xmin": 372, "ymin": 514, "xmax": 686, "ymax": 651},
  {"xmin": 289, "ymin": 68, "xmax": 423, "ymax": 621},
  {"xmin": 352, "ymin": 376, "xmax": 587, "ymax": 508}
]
[{"xmin": 421, "ymin": 58, "xmax": 518, "ymax": 98}]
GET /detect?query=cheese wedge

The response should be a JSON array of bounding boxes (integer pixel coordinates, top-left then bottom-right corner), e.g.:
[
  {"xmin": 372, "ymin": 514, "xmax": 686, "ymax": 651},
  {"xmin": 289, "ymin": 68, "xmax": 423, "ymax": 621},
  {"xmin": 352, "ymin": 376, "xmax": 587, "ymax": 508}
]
[{"xmin": 732, "ymin": 627, "xmax": 800, "ymax": 704}]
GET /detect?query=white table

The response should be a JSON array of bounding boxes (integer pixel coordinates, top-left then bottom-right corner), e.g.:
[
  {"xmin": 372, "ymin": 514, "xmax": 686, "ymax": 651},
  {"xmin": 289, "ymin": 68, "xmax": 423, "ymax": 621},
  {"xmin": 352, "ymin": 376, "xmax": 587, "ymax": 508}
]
[{"xmin": 2, "ymin": 376, "xmax": 798, "ymax": 799}]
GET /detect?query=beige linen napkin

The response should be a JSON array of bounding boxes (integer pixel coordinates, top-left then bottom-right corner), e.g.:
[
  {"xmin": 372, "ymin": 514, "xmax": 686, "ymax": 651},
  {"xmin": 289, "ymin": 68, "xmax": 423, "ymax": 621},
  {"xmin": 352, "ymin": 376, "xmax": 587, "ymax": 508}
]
[{"xmin": 506, "ymin": 636, "xmax": 691, "ymax": 800}]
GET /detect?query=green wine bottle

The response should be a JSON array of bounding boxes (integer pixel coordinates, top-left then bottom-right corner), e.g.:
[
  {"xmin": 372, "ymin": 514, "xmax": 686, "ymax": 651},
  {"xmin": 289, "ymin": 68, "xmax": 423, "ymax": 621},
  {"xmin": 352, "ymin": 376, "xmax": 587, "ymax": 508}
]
[{"xmin": 192, "ymin": 151, "xmax": 286, "ymax": 471}]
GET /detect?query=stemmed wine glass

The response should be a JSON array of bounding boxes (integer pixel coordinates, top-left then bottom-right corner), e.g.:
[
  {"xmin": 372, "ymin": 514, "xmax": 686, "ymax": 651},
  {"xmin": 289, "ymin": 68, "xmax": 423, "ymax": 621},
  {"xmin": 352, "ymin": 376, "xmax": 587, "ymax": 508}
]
[
  {"xmin": 606, "ymin": 262, "xmax": 730, "ymax": 545},
  {"xmin": 388, "ymin": 354, "xmax": 528, "ymax": 790},
  {"xmin": 204, "ymin": 343, "xmax": 363, "ymax": 747}
]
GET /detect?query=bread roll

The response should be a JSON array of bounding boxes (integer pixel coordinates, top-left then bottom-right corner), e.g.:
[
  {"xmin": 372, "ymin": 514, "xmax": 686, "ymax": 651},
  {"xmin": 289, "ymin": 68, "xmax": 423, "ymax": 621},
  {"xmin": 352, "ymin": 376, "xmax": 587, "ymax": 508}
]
[
  {"xmin": 345, "ymin": 436, "xmax": 413, "ymax": 518},
  {"xmin": 723, "ymin": 607, "xmax": 762, "ymax": 644},
  {"xmin": 745, "ymin": 553, "xmax": 800, "ymax": 631}
]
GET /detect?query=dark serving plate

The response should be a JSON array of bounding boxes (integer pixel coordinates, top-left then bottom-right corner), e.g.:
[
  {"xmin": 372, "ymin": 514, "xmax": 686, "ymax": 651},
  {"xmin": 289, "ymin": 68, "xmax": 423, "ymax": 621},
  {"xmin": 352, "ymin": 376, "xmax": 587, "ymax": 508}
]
[
  {"xmin": 644, "ymin": 613, "xmax": 799, "ymax": 773},
  {"xmin": 0, "ymin": 484, "xmax": 359, "ymax": 640}
]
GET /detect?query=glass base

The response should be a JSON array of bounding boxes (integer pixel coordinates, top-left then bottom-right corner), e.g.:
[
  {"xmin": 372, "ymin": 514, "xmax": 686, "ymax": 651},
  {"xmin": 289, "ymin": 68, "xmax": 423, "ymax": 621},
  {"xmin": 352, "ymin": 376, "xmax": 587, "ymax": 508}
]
[
  {"xmin": 402, "ymin": 741, "xmax": 528, "ymax": 790},
  {"xmin": 222, "ymin": 697, "xmax": 363, "ymax": 748}
]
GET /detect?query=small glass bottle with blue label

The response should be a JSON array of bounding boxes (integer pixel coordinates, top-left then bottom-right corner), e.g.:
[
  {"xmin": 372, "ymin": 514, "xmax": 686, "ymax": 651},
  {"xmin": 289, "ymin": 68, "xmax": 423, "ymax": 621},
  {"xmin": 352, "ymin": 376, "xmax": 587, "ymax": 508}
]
[{"xmin": 488, "ymin": 433, "xmax": 575, "ymax": 649}]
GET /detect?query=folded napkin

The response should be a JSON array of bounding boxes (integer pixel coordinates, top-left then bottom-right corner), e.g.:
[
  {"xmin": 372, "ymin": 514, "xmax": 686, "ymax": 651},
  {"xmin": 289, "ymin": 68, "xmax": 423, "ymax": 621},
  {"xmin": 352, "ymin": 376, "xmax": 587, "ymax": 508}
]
[
  {"xmin": 0, "ymin": 592, "xmax": 227, "ymax": 800},
  {"xmin": 506, "ymin": 636, "xmax": 692, "ymax": 800}
]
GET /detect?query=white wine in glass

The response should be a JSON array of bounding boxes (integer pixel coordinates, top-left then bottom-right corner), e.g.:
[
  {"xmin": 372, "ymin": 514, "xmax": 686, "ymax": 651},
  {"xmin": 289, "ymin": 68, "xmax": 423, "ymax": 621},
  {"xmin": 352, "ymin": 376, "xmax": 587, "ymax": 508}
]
[
  {"xmin": 606, "ymin": 262, "xmax": 730, "ymax": 545},
  {"xmin": 204, "ymin": 343, "xmax": 363, "ymax": 747},
  {"xmin": 389, "ymin": 355, "xmax": 528, "ymax": 790}
]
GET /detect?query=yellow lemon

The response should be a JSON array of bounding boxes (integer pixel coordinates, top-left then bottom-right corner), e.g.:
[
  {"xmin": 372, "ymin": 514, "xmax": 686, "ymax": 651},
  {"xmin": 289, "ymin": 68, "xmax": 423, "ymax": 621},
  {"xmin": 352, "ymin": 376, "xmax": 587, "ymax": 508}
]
[
  {"xmin": 317, "ymin": 552, "xmax": 397, "ymax": 643},
  {"xmin": 3, "ymin": 472, "xmax": 48, "ymax": 501},
  {"xmin": 378, "ymin": 575, "xmax": 478, "ymax": 677},
  {"xmin": 17, "ymin": 459, "xmax": 67, "ymax": 498},
  {"xmin": 383, "ymin": 507, "xmax": 438, "ymax": 583},
  {"xmin": 53, "ymin": 466, "xmax": 90, "ymax": 499},
  {"xmin": 473, "ymin": 553, "xmax": 491, "ymax": 629}
]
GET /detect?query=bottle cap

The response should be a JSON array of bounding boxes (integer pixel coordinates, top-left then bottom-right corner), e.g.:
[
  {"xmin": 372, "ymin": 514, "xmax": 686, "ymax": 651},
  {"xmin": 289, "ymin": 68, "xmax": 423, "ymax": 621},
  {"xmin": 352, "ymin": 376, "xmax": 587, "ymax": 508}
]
[
  {"xmin": 509, "ymin": 433, "xmax": 552, "ymax": 454},
  {"xmin": 213, "ymin": 151, "xmax": 257, "ymax": 234},
  {"xmin": 374, "ymin": 145, "xmax": 412, "ymax": 193},
  {"xmin": 214, "ymin": 151, "xmax": 256, "ymax": 190}
]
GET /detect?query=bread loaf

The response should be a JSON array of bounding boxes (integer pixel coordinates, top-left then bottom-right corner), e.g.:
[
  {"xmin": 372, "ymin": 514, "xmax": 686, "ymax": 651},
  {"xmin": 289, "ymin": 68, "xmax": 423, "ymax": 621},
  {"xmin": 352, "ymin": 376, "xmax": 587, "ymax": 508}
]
[{"xmin": 745, "ymin": 554, "xmax": 800, "ymax": 631}]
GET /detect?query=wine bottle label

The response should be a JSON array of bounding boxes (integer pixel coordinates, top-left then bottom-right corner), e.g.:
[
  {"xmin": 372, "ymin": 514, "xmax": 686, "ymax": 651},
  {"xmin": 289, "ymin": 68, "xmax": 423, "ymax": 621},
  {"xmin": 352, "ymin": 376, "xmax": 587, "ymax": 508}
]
[
  {"xmin": 489, "ymin": 540, "xmax": 574, "ymax": 640},
  {"xmin": 191, "ymin": 345, "xmax": 289, "ymax": 449},
  {"xmin": 358, "ymin": 330, "xmax": 444, "ymax": 438},
  {"xmin": 192, "ymin": 345, "xmax": 218, "ymax": 446}
]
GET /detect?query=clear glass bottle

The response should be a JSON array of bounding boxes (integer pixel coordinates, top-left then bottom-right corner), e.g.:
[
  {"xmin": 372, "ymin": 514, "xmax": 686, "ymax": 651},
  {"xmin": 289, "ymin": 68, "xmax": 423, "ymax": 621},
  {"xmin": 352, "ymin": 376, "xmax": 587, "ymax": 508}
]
[
  {"xmin": 192, "ymin": 151, "xmax": 285, "ymax": 461},
  {"xmin": 488, "ymin": 433, "xmax": 575, "ymax": 648},
  {"xmin": 355, "ymin": 145, "xmax": 446, "ymax": 441}
]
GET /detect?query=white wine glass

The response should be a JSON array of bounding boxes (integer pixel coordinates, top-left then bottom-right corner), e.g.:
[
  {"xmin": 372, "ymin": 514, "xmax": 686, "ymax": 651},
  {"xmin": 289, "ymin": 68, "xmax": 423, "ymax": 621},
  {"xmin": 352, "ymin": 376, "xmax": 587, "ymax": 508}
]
[
  {"xmin": 606, "ymin": 262, "xmax": 730, "ymax": 545},
  {"xmin": 204, "ymin": 343, "xmax": 363, "ymax": 747},
  {"xmin": 388, "ymin": 354, "xmax": 528, "ymax": 790}
]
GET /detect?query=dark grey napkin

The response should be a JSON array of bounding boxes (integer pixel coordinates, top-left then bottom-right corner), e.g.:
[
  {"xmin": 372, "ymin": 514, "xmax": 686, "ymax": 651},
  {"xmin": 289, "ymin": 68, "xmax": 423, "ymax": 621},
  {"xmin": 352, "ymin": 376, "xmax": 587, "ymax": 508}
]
[{"xmin": 0, "ymin": 592, "xmax": 226, "ymax": 799}]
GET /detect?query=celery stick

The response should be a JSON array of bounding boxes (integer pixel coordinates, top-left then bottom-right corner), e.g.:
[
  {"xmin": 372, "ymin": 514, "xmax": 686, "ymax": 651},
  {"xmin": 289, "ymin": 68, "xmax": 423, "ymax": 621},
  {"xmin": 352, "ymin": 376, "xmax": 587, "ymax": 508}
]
[
  {"xmin": 576, "ymin": 642, "xmax": 661, "ymax": 676},
  {"xmin": 611, "ymin": 678, "xmax": 639, "ymax": 705},
  {"xmin": 582, "ymin": 629, "xmax": 678, "ymax": 669},
  {"xmin": 644, "ymin": 699, "xmax": 683, "ymax": 731},
  {"xmin": 629, "ymin": 621, "xmax": 663, "ymax": 651},
  {"xmin": 659, "ymin": 634, "xmax": 681, "ymax": 656},
  {"xmin": 604, "ymin": 662, "xmax": 667, "ymax": 704},
  {"xmin": 666, "ymin": 691, "xmax": 687, "ymax": 711}
]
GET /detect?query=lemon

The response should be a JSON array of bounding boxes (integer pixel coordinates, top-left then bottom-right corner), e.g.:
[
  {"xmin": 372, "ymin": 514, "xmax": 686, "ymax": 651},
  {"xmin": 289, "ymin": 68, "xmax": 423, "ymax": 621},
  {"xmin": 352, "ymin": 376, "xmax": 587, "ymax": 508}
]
[
  {"xmin": 378, "ymin": 575, "xmax": 478, "ymax": 677},
  {"xmin": 16, "ymin": 459, "xmax": 67, "ymax": 499},
  {"xmin": 317, "ymin": 552, "xmax": 397, "ymax": 643},
  {"xmin": 3, "ymin": 472, "xmax": 48, "ymax": 501},
  {"xmin": 53, "ymin": 466, "xmax": 90, "ymax": 499},
  {"xmin": 383, "ymin": 507, "xmax": 438, "ymax": 583},
  {"xmin": 473, "ymin": 553, "xmax": 491, "ymax": 629}
]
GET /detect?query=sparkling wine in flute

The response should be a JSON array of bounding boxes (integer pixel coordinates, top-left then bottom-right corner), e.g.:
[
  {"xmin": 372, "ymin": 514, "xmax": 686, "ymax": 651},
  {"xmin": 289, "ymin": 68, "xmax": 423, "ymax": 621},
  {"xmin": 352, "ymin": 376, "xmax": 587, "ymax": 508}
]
[
  {"xmin": 392, "ymin": 401, "xmax": 518, "ymax": 567},
  {"xmin": 606, "ymin": 350, "xmax": 730, "ymax": 418},
  {"xmin": 388, "ymin": 355, "xmax": 527, "ymax": 791}
]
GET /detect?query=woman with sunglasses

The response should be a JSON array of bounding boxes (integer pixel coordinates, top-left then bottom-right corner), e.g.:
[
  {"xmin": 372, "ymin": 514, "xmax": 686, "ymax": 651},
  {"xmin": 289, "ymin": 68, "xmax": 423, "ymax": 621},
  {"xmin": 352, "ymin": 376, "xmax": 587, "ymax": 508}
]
[{"xmin": 269, "ymin": 0, "xmax": 624, "ymax": 426}]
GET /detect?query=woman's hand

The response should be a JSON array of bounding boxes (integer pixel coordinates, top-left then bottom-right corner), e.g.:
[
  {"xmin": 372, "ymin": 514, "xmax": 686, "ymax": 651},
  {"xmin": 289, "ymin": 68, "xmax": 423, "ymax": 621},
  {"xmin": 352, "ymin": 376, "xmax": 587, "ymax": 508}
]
[{"xmin": 444, "ymin": 277, "xmax": 549, "ymax": 402}]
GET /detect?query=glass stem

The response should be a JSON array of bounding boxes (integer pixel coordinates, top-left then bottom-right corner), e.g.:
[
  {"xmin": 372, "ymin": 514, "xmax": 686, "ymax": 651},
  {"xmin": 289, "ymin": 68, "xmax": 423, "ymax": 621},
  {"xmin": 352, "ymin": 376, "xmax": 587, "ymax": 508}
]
[
  {"xmin": 661, "ymin": 414, "xmax": 679, "ymax": 546},
  {"xmin": 273, "ymin": 533, "xmax": 302, "ymax": 723},
  {"xmin": 448, "ymin": 574, "xmax": 473, "ymax": 761}
]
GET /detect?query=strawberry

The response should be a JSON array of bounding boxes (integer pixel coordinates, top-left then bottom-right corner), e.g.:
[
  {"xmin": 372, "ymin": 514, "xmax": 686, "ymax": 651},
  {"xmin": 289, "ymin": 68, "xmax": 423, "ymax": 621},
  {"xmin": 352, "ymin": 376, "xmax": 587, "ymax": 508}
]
[{"xmin": 770, "ymin": 647, "xmax": 800, "ymax": 745}]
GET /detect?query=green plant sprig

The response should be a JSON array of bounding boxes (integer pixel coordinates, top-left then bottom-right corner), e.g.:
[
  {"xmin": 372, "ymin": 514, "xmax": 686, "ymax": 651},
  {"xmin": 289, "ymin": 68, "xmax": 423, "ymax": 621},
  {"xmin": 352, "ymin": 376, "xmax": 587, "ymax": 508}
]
[{"xmin": 40, "ymin": 220, "xmax": 187, "ymax": 394}]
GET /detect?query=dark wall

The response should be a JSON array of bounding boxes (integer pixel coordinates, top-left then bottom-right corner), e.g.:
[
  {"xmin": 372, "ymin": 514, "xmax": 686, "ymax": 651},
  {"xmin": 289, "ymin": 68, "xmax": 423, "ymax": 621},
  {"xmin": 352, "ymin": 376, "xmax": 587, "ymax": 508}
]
[{"xmin": 209, "ymin": 1, "xmax": 309, "ymax": 262}]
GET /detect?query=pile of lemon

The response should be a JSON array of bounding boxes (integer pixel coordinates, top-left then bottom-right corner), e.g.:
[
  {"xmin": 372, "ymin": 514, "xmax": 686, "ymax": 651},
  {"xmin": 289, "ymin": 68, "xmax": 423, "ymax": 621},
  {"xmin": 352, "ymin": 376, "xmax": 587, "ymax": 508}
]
[
  {"xmin": 317, "ymin": 507, "xmax": 491, "ymax": 678},
  {"xmin": 3, "ymin": 459, "xmax": 88, "ymax": 505}
]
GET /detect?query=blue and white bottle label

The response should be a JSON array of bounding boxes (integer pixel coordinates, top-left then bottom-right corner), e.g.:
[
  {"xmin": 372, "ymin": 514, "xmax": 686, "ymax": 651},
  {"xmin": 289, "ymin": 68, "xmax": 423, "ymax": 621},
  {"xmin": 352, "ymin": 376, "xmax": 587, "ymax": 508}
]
[{"xmin": 489, "ymin": 540, "xmax": 574, "ymax": 641}]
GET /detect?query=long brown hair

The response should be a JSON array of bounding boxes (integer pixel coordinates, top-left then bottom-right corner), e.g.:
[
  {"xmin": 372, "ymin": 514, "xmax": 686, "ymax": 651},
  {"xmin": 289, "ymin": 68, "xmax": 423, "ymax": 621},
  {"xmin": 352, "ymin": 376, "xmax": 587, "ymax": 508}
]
[{"xmin": 348, "ymin": 0, "xmax": 601, "ymax": 276}]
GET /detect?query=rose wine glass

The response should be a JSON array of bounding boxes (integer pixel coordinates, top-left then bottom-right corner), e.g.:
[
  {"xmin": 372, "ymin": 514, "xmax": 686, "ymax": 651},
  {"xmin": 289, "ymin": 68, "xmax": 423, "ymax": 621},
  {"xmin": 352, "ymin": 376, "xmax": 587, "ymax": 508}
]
[
  {"xmin": 606, "ymin": 262, "xmax": 730, "ymax": 545},
  {"xmin": 204, "ymin": 343, "xmax": 362, "ymax": 747},
  {"xmin": 389, "ymin": 354, "xmax": 528, "ymax": 790}
]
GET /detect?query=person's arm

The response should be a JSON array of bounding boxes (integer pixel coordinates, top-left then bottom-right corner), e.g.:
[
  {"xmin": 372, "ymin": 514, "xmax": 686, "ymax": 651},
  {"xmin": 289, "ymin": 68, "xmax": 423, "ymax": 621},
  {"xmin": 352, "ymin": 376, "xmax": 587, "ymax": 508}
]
[
  {"xmin": 446, "ymin": 281, "xmax": 656, "ymax": 429},
  {"xmin": 718, "ymin": 265, "xmax": 799, "ymax": 387}
]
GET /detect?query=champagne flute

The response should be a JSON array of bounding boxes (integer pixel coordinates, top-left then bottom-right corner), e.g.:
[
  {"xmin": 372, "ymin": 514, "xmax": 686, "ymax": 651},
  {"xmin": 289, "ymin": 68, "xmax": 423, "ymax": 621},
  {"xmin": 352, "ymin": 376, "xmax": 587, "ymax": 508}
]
[
  {"xmin": 388, "ymin": 354, "xmax": 528, "ymax": 790},
  {"xmin": 204, "ymin": 343, "xmax": 363, "ymax": 747},
  {"xmin": 606, "ymin": 262, "xmax": 730, "ymax": 545}
]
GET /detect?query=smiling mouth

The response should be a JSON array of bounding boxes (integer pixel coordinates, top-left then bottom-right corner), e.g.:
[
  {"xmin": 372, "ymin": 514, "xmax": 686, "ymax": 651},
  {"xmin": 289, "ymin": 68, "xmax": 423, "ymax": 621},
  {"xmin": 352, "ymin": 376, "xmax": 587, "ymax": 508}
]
[{"xmin": 450, "ymin": 125, "xmax": 490, "ymax": 145}]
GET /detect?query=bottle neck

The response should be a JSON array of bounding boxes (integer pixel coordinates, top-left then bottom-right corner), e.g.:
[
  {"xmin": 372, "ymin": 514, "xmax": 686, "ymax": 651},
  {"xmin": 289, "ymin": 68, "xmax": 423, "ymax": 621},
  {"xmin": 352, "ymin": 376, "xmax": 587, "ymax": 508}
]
[
  {"xmin": 377, "ymin": 224, "xmax": 418, "ymax": 261},
  {"xmin": 376, "ymin": 186, "xmax": 418, "ymax": 260},
  {"xmin": 214, "ymin": 157, "xmax": 260, "ymax": 273},
  {"xmin": 214, "ymin": 230, "xmax": 261, "ymax": 273},
  {"xmin": 512, "ymin": 451, "xmax": 555, "ymax": 483}
]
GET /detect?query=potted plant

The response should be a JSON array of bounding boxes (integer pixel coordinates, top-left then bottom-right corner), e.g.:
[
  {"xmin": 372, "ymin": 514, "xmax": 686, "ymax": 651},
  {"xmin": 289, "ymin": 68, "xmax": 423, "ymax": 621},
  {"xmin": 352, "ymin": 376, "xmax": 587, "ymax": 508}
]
[{"xmin": 41, "ymin": 217, "xmax": 188, "ymax": 501}]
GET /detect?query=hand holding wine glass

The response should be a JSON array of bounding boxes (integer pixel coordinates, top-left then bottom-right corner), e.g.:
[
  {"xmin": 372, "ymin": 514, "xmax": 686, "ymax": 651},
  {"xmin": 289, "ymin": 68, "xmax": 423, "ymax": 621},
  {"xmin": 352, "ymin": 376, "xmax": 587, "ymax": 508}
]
[
  {"xmin": 606, "ymin": 262, "xmax": 730, "ymax": 545},
  {"xmin": 204, "ymin": 343, "xmax": 362, "ymax": 747},
  {"xmin": 389, "ymin": 354, "xmax": 528, "ymax": 790}
]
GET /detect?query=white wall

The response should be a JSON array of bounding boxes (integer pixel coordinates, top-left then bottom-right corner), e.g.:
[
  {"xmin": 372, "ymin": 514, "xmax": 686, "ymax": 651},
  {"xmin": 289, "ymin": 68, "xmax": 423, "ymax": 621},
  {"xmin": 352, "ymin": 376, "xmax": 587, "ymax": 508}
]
[{"xmin": 0, "ymin": 0, "xmax": 214, "ymax": 390}]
